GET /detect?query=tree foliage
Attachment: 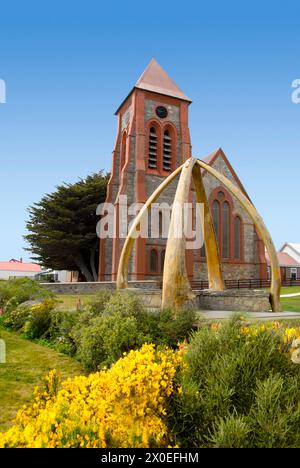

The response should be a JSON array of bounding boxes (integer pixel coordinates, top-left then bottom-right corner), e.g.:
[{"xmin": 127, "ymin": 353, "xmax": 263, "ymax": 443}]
[{"xmin": 24, "ymin": 172, "xmax": 109, "ymax": 281}]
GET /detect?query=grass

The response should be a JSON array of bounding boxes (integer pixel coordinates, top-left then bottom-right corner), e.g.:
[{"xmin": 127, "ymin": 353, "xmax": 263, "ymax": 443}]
[
  {"xmin": 0, "ymin": 328, "xmax": 83, "ymax": 432},
  {"xmin": 279, "ymin": 286, "xmax": 300, "ymax": 312},
  {"xmin": 281, "ymin": 296, "xmax": 300, "ymax": 312},
  {"xmin": 280, "ymin": 286, "xmax": 300, "ymax": 295},
  {"xmin": 55, "ymin": 293, "xmax": 96, "ymax": 311}
]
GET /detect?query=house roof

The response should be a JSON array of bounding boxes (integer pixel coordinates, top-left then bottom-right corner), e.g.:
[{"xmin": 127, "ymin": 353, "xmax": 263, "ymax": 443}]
[
  {"xmin": 0, "ymin": 261, "xmax": 41, "ymax": 272},
  {"xmin": 115, "ymin": 59, "xmax": 191, "ymax": 114},
  {"xmin": 265, "ymin": 252, "xmax": 300, "ymax": 268},
  {"xmin": 281, "ymin": 243, "xmax": 300, "ymax": 254}
]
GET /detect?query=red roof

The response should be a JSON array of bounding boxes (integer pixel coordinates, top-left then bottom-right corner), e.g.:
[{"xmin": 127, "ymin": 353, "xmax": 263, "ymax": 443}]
[
  {"xmin": 0, "ymin": 261, "xmax": 41, "ymax": 272},
  {"xmin": 265, "ymin": 252, "xmax": 300, "ymax": 268},
  {"xmin": 135, "ymin": 59, "xmax": 191, "ymax": 102},
  {"xmin": 115, "ymin": 59, "xmax": 191, "ymax": 114}
]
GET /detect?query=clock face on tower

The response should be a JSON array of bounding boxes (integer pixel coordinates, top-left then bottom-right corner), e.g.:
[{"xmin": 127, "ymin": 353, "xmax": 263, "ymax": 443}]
[{"xmin": 155, "ymin": 106, "xmax": 168, "ymax": 119}]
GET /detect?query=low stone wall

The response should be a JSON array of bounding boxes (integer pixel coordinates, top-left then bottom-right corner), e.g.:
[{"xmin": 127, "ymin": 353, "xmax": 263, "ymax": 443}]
[
  {"xmin": 42, "ymin": 281, "xmax": 158, "ymax": 295},
  {"xmin": 43, "ymin": 282, "xmax": 271, "ymax": 312},
  {"xmin": 195, "ymin": 289, "xmax": 271, "ymax": 312},
  {"xmin": 125, "ymin": 288, "xmax": 162, "ymax": 308},
  {"xmin": 118, "ymin": 288, "xmax": 271, "ymax": 313}
]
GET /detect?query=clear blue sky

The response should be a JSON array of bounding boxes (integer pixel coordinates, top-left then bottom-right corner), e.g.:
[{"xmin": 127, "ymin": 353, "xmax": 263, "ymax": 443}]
[{"xmin": 0, "ymin": 0, "xmax": 299, "ymax": 261}]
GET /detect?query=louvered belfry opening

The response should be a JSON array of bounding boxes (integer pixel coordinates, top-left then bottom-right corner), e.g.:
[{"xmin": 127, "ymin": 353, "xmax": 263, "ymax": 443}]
[
  {"xmin": 163, "ymin": 129, "xmax": 172, "ymax": 171},
  {"xmin": 148, "ymin": 127, "xmax": 158, "ymax": 169}
]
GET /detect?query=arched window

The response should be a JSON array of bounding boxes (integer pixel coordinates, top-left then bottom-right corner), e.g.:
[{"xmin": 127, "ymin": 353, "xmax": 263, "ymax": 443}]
[
  {"xmin": 163, "ymin": 129, "xmax": 172, "ymax": 172},
  {"xmin": 159, "ymin": 211, "xmax": 163, "ymax": 237},
  {"xmin": 212, "ymin": 200, "xmax": 220, "ymax": 242},
  {"xmin": 161, "ymin": 249, "xmax": 165, "ymax": 273},
  {"xmin": 148, "ymin": 127, "xmax": 158, "ymax": 169},
  {"xmin": 222, "ymin": 201, "xmax": 230, "ymax": 259},
  {"xmin": 120, "ymin": 131, "xmax": 127, "ymax": 171},
  {"xmin": 210, "ymin": 189, "xmax": 234, "ymax": 260},
  {"xmin": 234, "ymin": 216, "xmax": 242, "ymax": 259},
  {"xmin": 150, "ymin": 249, "xmax": 158, "ymax": 272},
  {"xmin": 200, "ymin": 244, "xmax": 206, "ymax": 258}
]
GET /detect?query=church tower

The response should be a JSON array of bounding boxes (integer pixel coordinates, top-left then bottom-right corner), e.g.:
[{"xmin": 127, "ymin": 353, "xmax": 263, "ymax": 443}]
[{"xmin": 99, "ymin": 59, "xmax": 193, "ymax": 281}]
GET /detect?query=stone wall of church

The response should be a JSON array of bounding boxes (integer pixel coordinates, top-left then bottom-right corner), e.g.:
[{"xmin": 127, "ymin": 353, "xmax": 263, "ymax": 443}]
[
  {"xmin": 192, "ymin": 154, "xmax": 262, "ymax": 281},
  {"xmin": 194, "ymin": 262, "xmax": 261, "ymax": 281}
]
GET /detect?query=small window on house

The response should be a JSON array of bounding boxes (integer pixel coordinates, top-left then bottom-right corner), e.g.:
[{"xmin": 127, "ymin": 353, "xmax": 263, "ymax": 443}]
[
  {"xmin": 148, "ymin": 127, "xmax": 157, "ymax": 169},
  {"xmin": 161, "ymin": 249, "xmax": 165, "ymax": 273},
  {"xmin": 163, "ymin": 129, "xmax": 172, "ymax": 172},
  {"xmin": 234, "ymin": 216, "xmax": 242, "ymax": 259},
  {"xmin": 150, "ymin": 249, "xmax": 158, "ymax": 272},
  {"xmin": 291, "ymin": 268, "xmax": 297, "ymax": 281}
]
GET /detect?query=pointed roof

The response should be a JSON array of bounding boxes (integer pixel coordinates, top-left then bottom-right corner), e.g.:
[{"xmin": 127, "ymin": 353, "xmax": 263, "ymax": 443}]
[
  {"xmin": 198, "ymin": 147, "xmax": 252, "ymax": 200},
  {"xmin": 135, "ymin": 59, "xmax": 191, "ymax": 102},
  {"xmin": 115, "ymin": 59, "xmax": 191, "ymax": 114}
]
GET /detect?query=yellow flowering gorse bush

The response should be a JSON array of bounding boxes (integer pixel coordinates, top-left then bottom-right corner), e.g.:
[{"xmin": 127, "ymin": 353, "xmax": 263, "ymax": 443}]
[
  {"xmin": 0, "ymin": 344, "xmax": 182, "ymax": 448},
  {"xmin": 211, "ymin": 320, "xmax": 300, "ymax": 363}
]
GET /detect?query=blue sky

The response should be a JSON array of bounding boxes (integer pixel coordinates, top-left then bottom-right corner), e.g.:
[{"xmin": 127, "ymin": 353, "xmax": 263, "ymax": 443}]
[{"xmin": 0, "ymin": 0, "xmax": 299, "ymax": 261}]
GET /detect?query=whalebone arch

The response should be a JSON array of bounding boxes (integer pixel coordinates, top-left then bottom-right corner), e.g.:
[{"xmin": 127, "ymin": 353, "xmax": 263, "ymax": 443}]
[{"xmin": 116, "ymin": 158, "xmax": 281, "ymax": 312}]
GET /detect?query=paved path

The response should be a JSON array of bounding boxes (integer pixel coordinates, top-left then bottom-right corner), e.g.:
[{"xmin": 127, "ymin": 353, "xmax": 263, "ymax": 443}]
[
  {"xmin": 280, "ymin": 293, "xmax": 300, "ymax": 298},
  {"xmin": 198, "ymin": 311, "xmax": 300, "ymax": 321}
]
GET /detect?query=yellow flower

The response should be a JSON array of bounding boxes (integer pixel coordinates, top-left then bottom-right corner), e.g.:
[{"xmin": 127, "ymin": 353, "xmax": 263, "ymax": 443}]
[{"xmin": 0, "ymin": 344, "xmax": 181, "ymax": 449}]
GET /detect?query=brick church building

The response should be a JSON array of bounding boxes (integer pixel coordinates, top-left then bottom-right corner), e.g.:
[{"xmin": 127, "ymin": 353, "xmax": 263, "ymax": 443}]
[{"xmin": 98, "ymin": 59, "xmax": 267, "ymax": 283}]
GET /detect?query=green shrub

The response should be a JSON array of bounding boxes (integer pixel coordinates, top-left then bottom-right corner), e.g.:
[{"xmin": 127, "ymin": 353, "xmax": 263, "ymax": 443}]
[
  {"xmin": 102, "ymin": 291, "xmax": 145, "ymax": 318},
  {"xmin": 0, "ymin": 278, "xmax": 52, "ymax": 312},
  {"xmin": 1, "ymin": 286, "xmax": 196, "ymax": 374},
  {"xmin": 72, "ymin": 312, "xmax": 147, "ymax": 371},
  {"xmin": 168, "ymin": 316, "xmax": 300, "ymax": 448},
  {"xmin": 46, "ymin": 309, "xmax": 79, "ymax": 355},
  {"xmin": 88, "ymin": 289, "xmax": 113, "ymax": 316},
  {"xmin": 22, "ymin": 299, "xmax": 56, "ymax": 339},
  {"xmin": 248, "ymin": 374, "xmax": 300, "ymax": 448},
  {"xmin": 70, "ymin": 291, "xmax": 195, "ymax": 370},
  {"xmin": 147, "ymin": 308, "xmax": 196, "ymax": 348},
  {"xmin": 2, "ymin": 303, "xmax": 32, "ymax": 330},
  {"xmin": 209, "ymin": 414, "xmax": 251, "ymax": 448}
]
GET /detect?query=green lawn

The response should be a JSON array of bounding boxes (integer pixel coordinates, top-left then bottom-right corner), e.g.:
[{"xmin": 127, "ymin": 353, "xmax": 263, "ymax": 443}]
[
  {"xmin": 55, "ymin": 293, "xmax": 96, "ymax": 310},
  {"xmin": 279, "ymin": 287, "xmax": 300, "ymax": 312},
  {"xmin": 280, "ymin": 286, "xmax": 300, "ymax": 295},
  {"xmin": 0, "ymin": 329, "xmax": 83, "ymax": 432},
  {"xmin": 281, "ymin": 296, "xmax": 300, "ymax": 312}
]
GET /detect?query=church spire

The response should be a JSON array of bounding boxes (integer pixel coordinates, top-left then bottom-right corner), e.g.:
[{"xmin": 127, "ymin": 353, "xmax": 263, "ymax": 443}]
[
  {"xmin": 115, "ymin": 59, "xmax": 191, "ymax": 114},
  {"xmin": 135, "ymin": 58, "xmax": 191, "ymax": 102}
]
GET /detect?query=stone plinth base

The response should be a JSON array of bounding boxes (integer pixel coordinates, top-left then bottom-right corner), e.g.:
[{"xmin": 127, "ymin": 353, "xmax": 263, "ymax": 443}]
[{"xmin": 195, "ymin": 289, "xmax": 271, "ymax": 312}]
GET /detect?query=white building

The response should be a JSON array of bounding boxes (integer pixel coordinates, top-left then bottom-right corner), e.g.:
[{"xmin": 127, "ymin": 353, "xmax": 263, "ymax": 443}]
[
  {"xmin": 280, "ymin": 243, "xmax": 300, "ymax": 264},
  {"xmin": 35, "ymin": 269, "xmax": 75, "ymax": 283},
  {"xmin": 0, "ymin": 259, "xmax": 41, "ymax": 280}
]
